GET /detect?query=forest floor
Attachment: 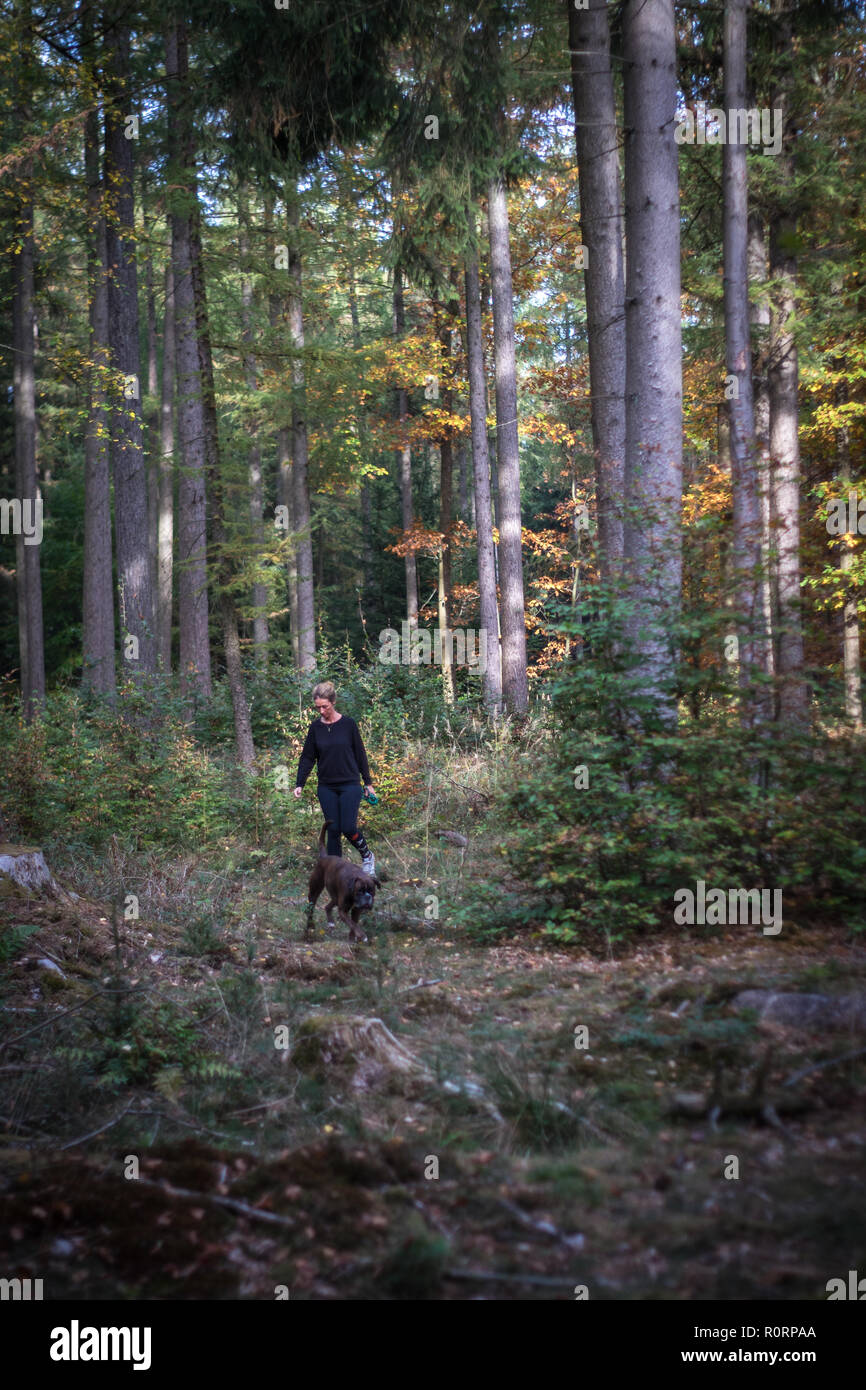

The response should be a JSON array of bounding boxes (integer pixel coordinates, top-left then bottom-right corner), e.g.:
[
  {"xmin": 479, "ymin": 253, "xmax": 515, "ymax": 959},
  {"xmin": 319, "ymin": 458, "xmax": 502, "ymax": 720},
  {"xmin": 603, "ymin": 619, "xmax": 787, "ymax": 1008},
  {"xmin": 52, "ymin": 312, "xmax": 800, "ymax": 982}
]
[{"xmin": 1, "ymin": 838, "xmax": 865, "ymax": 1301}]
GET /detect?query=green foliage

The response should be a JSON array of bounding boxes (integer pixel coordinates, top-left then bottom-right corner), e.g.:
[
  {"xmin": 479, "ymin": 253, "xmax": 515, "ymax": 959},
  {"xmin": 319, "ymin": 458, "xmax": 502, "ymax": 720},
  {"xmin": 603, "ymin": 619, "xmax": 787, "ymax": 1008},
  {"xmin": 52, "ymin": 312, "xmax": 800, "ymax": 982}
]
[
  {"xmin": 500, "ymin": 599, "xmax": 866, "ymax": 945},
  {"xmin": 484, "ymin": 1049, "xmax": 582, "ymax": 1151},
  {"xmin": 76, "ymin": 991, "xmax": 203, "ymax": 1090},
  {"xmin": 0, "ymin": 682, "xmax": 242, "ymax": 850},
  {"xmin": 375, "ymin": 1214, "xmax": 450, "ymax": 1299},
  {"xmin": 179, "ymin": 914, "xmax": 224, "ymax": 958},
  {"xmin": 0, "ymin": 920, "xmax": 39, "ymax": 965}
]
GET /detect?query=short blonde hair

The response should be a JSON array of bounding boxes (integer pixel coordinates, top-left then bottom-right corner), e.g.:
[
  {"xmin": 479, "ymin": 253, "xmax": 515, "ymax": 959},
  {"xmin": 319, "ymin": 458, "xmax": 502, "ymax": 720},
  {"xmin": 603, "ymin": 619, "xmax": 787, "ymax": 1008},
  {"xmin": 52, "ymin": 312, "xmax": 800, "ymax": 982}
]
[{"xmin": 313, "ymin": 681, "xmax": 337, "ymax": 703}]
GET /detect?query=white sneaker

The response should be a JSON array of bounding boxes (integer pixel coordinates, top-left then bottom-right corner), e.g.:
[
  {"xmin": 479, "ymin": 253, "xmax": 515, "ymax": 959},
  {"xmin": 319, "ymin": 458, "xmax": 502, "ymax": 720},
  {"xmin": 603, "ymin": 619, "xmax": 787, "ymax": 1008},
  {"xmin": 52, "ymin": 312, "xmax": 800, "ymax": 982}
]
[{"xmin": 362, "ymin": 852, "xmax": 375, "ymax": 876}]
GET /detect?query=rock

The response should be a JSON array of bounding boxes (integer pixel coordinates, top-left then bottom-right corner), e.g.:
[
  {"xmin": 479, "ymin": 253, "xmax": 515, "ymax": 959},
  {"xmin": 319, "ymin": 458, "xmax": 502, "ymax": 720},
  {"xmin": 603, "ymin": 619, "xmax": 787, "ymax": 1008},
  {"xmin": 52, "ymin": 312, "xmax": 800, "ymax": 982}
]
[
  {"xmin": 732, "ymin": 990, "xmax": 866, "ymax": 1033},
  {"xmin": 670, "ymin": 1091, "xmax": 712, "ymax": 1117},
  {"xmin": 35, "ymin": 958, "xmax": 65, "ymax": 978},
  {"xmin": 437, "ymin": 831, "xmax": 469, "ymax": 849}
]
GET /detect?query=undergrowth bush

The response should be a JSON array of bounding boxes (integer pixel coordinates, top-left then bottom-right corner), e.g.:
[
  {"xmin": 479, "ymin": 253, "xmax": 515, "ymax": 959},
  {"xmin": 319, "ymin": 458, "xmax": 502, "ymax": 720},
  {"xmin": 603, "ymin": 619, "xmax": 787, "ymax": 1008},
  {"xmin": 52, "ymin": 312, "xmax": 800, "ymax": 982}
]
[{"xmin": 503, "ymin": 600, "xmax": 866, "ymax": 945}]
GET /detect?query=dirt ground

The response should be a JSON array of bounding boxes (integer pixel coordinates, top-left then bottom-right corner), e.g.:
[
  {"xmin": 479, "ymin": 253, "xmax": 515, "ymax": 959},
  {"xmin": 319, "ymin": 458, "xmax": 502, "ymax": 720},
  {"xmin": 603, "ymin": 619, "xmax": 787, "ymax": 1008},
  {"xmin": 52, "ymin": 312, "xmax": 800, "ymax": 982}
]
[{"xmin": 1, "ymin": 861, "xmax": 865, "ymax": 1300}]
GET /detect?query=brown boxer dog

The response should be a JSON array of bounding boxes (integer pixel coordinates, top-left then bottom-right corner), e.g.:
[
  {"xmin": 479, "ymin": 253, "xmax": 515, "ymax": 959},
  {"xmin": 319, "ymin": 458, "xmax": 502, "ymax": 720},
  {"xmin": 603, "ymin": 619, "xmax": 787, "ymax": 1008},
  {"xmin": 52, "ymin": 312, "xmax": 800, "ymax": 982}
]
[{"xmin": 305, "ymin": 821, "xmax": 381, "ymax": 942}]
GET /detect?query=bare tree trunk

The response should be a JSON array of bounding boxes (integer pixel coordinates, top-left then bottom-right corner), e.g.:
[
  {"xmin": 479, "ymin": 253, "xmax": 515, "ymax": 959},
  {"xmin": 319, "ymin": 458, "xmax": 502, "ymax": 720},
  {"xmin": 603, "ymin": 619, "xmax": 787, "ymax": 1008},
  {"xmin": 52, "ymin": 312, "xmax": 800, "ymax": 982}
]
[
  {"xmin": 191, "ymin": 215, "xmax": 254, "ymax": 764},
  {"xmin": 157, "ymin": 263, "xmax": 175, "ymax": 672},
  {"xmin": 166, "ymin": 19, "xmax": 211, "ymax": 698},
  {"xmin": 835, "ymin": 379, "xmax": 862, "ymax": 729},
  {"xmin": 458, "ymin": 442, "xmax": 471, "ymax": 524},
  {"xmin": 190, "ymin": 202, "xmax": 254, "ymax": 763},
  {"xmin": 143, "ymin": 216, "xmax": 159, "ymax": 586},
  {"xmin": 437, "ymin": 307, "xmax": 456, "ymax": 704},
  {"xmin": 487, "ymin": 174, "xmax": 529, "ymax": 713},
  {"xmin": 82, "ymin": 78, "xmax": 115, "ymax": 696},
  {"xmin": 768, "ymin": 1, "xmax": 808, "ymax": 727},
  {"xmin": 723, "ymin": 0, "xmax": 770, "ymax": 722},
  {"xmin": 568, "ymin": 0, "xmax": 626, "ymax": 578},
  {"xmin": 479, "ymin": 255, "xmax": 501, "ymax": 588},
  {"xmin": 12, "ymin": 166, "xmax": 45, "ymax": 719},
  {"xmin": 266, "ymin": 197, "xmax": 300, "ymax": 669},
  {"xmin": 347, "ymin": 247, "xmax": 375, "ymax": 598},
  {"xmin": 104, "ymin": 21, "xmax": 156, "ymax": 677},
  {"xmin": 240, "ymin": 190, "xmax": 269, "ymax": 665},
  {"xmin": 465, "ymin": 226, "xmax": 503, "ymax": 713},
  {"xmin": 287, "ymin": 191, "xmax": 316, "ymax": 674},
  {"xmin": 277, "ymin": 426, "xmax": 300, "ymax": 668},
  {"xmin": 748, "ymin": 213, "xmax": 775, "ymax": 681},
  {"xmin": 393, "ymin": 265, "xmax": 419, "ymax": 648},
  {"xmin": 219, "ymin": 592, "xmax": 256, "ymax": 767},
  {"xmin": 622, "ymin": 0, "xmax": 683, "ymax": 723}
]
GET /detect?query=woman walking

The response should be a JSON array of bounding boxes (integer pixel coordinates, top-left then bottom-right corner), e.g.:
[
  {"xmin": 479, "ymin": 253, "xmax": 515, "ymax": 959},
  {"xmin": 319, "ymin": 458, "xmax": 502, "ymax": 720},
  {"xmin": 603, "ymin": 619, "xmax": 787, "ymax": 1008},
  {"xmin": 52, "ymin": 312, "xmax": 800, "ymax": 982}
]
[{"xmin": 293, "ymin": 681, "xmax": 377, "ymax": 874}]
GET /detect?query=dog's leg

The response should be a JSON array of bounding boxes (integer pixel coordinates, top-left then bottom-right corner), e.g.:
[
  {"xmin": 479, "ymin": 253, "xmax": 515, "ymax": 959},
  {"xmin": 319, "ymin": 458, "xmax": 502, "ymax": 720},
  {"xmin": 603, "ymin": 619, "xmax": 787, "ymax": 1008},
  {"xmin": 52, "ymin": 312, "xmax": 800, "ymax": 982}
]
[
  {"xmin": 343, "ymin": 907, "xmax": 367, "ymax": 944},
  {"xmin": 324, "ymin": 898, "xmax": 338, "ymax": 928},
  {"xmin": 306, "ymin": 865, "xmax": 325, "ymax": 938}
]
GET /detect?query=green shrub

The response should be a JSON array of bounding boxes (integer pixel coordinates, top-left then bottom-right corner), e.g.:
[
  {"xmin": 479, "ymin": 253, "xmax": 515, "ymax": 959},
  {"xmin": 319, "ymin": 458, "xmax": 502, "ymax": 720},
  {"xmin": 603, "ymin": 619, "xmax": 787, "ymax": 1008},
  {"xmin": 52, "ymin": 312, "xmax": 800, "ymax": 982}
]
[{"xmin": 504, "ymin": 599, "xmax": 866, "ymax": 945}]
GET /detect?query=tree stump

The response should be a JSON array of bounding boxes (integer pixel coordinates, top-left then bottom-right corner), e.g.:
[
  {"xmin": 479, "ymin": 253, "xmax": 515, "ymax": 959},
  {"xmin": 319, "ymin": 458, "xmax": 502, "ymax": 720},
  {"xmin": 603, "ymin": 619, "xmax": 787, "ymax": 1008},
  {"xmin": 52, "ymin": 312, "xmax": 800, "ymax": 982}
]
[
  {"xmin": 0, "ymin": 844, "xmax": 58, "ymax": 896},
  {"xmin": 733, "ymin": 989, "xmax": 866, "ymax": 1033}
]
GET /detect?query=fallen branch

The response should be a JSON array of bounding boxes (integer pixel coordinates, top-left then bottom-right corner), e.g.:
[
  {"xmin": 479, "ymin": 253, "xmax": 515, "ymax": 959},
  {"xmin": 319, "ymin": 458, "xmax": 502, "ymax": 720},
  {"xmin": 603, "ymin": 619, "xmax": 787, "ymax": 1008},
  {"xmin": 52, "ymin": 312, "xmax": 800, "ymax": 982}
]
[
  {"xmin": 135, "ymin": 1176, "xmax": 297, "ymax": 1229},
  {"xmin": 133, "ymin": 1108, "xmax": 248, "ymax": 1145},
  {"xmin": 227, "ymin": 1096, "xmax": 294, "ymax": 1117},
  {"xmin": 59, "ymin": 1104, "xmax": 134, "ymax": 1151},
  {"xmin": 444, "ymin": 1268, "xmax": 577, "ymax": 1288},
  {"xmin": 423, "ymin": 764, "xmax": 491, "ymax": 804},
  {"xmin": 0, "ymin": 994, "xmax": 100, "ymax": 1053},
  {"xmin": 497, "ymin": 1197, "xmax": 583, "ymax": 1254},
  {"xmin": 782, "ymin": 1046, "xmax": 866, "ymax": 1088}
]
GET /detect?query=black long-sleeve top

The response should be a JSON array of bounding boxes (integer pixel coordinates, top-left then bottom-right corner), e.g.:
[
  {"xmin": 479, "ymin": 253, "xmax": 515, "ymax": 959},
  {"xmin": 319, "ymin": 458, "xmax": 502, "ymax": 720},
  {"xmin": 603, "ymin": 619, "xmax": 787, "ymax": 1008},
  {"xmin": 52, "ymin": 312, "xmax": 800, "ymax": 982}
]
[{"xmin": 295, "ymin": 715, "xmax": 372, "ymax": 789}]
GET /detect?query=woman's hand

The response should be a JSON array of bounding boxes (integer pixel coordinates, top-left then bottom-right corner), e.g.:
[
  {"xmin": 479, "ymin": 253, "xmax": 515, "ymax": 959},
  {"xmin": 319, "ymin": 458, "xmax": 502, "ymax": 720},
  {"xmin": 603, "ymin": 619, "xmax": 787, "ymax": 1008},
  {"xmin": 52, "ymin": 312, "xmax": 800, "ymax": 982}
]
[
  {"xmin": 293, "ymin": 786, "xmax": 303, "ymax": 799},
  {"xmin": 364, "ymin": 785, "xmax": 374, "ymax": 796}
]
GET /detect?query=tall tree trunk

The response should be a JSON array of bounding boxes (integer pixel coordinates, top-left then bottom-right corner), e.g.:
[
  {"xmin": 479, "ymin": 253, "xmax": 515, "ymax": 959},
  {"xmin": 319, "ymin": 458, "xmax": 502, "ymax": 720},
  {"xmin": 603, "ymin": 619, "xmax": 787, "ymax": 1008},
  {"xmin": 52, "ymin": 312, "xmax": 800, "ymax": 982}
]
[
  {"xmin": 479, "ymin": 254, "xmax": 501, "ymax": 590},
  {"xmin": 240, "ymin": 190, "xmax": 269, "ymax": 664},
  {"xmin": 458, "ymin": 442, "xmax": 471, "ymax": 524},
  {"xmin": 266, "ymin": 197, "xmax": 300, "ymax": 666},
  {"xmin": 166, "ymin": 19, "xmax": 211, "ymax": 697},
  {"xmin": 12, "ymin": 166, "xmax": 45, "ymax": 719},
  {"xmin": 465, "ymin": 223, "xmax": 503, "ymax": 712},
  {"xmin": 287, "ymin": 191, "xmax": 316, "ymax": 674},
  {"xmin": 748, "ymin": 213, "xmax": 775, "ymax": 681},
  {"xmin": 157, "ymin": 262, "xmax": 175, "ymax": 672},
  {"xmin": 219, "ymin": 591, "xmax": 256, "ymax": 768},
  {"xmin": 723, "ymin": 0, "xmax": 769, "ymax": 722},
  {"xmin": 835, "ymin": 379, "xmax": 862, "ymax": 729},
  {"xmin": 82, "ymin": 76, "xmax": 115, "ymax": 696},
  {"xmin": 622, "ymin": 0, "xmax": 683, "ymax": 723},
  {"xmin": 437, "ymin": 306, "xmax": 456, "ymax": 704},
  {"xmin": 347, "ymin": 245, "xmax": 375, "ymax": 599},
  {"xmin": 278, "ymin": 426, "xmax": 300, "ymax": 669},
  {"xmin": 191, "ymin": 200, "xmax": 254, "ymax": 763},
  {"xmin": 393, "ymin": 265, "xmax": 419, "ymax": 649},
  {"xmin": 174, "ymin": 146, "xmax": 253, "ymax": 760},
  {"xmin": 568, "ymin": 0, "xmax": 626, "ymax": 579},
  {"xmin": 143, "ymin": 212, "xmax": 159, "ymax": 586},
  {"xmin": 768, "ymin": 4, "xmax": 808, "ymax": 726},
  {"xmin": 487, "ymin": 174, "xmax": 529, "ymax": 713},
  {"xmin": 104, "ymin": 21, "xmax": 156, "ymax": 677},
  {"xmin": 268, "ymin": 235, "xmax": 301, "ymax": 668}
]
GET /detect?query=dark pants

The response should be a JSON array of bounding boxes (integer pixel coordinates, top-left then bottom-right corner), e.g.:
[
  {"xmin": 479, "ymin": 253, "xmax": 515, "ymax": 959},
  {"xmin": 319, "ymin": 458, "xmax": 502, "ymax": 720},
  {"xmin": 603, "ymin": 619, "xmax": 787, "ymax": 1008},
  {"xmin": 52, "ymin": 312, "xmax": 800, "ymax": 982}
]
[{"xmin": 317, "ymin": 782, "xmax": 363, "ymax": 857}]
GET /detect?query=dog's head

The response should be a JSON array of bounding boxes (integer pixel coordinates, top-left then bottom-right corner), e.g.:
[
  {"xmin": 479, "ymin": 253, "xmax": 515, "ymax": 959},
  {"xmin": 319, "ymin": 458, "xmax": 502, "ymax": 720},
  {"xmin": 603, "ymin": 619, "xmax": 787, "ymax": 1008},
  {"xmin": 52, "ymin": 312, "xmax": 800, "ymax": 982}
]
[{"xmin": 353, "ymin": 872, "xmax": 379, "ymax": 914}]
